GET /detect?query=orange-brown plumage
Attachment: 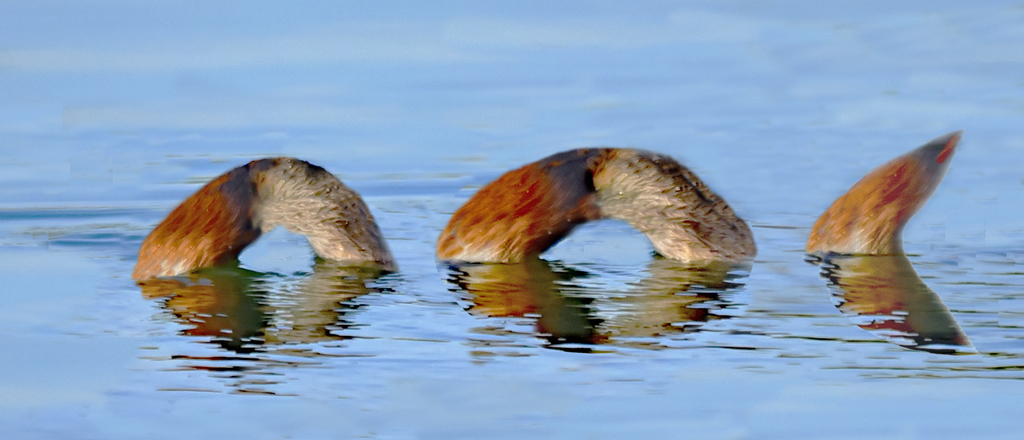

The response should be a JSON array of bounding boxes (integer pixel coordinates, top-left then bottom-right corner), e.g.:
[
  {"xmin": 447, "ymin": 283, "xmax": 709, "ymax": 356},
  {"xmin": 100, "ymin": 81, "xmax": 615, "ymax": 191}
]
[
  {"xmin": 133, "ymin": 167, "xmax": 259, "ymax": 280},
  {"xmin": 437, "ymin": 148, "xmax": 755, "ymax": 263},
  {"xmin": 806, "ymin": 130, "xmax": 962, "ymax": 255},
  {"xmin": 133, "ymin": 158, "xmax": 394, "ymax": 281},
  {"xmin": 437, "ymin": 149, "xmax": 603, "ymax": 262}
]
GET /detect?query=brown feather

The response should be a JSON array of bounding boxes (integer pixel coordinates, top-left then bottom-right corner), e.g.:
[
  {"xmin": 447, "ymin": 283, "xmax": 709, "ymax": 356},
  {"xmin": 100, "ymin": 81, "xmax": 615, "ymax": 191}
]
[
  {"xmin": 133, "ymin": 158, "xmax": 394, "ymax": 281},
  {"xmin": 437, "ymin": 148, "xmax": 755, "ymax": 263},
  {"xmin": 806, "ymin": 131, "xmax": 962, "ymax": 255}
]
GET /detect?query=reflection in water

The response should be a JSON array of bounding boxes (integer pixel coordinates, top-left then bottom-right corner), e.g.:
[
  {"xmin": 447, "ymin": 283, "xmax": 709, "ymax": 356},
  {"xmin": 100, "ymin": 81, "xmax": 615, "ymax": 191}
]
[
  {"xmin": 444, "ymin": 258, "xmax": 750, "ymax": 351},
  {"xmin": 139, "ymin": 260, "xmax": 393, "ymax": 354},
  {"xmin": 818, "ymin": 254, "xmax": 973, "ymax": 354}
]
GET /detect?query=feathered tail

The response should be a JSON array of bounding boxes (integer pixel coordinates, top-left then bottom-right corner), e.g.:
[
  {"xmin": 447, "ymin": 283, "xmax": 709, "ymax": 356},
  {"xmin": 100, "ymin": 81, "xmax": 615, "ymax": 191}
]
[{"xmin": 806, "ymin": 130, "xmax": 962, "ymax": 256}]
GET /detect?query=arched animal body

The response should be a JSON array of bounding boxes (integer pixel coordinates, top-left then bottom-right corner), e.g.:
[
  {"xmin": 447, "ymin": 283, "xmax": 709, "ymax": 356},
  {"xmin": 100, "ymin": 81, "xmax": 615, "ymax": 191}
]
[
  {"xmin": 133, "ymin": 158, "xmax": 394, "ymax": 280},
  {"xmin": 436, "ymin": 148, "xmax": 756, "ymax": 263}
]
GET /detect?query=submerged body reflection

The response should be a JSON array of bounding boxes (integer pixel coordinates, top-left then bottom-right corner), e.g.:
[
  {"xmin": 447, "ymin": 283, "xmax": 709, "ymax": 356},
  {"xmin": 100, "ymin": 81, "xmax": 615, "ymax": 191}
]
[
  {"xmin": 139, "ymin": 261, "xmax": 393, "ymax": 353},
  {"xmin": 444, "ymin": 258, "xmax": 750, "ymax": 350},
  {"xmin": 819, "ymin": 254, "xmax": 973, "ymax": 354}
]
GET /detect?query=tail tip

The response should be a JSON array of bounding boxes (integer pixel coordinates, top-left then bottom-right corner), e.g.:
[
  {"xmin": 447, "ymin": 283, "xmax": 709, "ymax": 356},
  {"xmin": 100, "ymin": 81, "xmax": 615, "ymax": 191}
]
[{"xmin": 935, "ymin": 129, "xmax": 964, "ymax": 164}]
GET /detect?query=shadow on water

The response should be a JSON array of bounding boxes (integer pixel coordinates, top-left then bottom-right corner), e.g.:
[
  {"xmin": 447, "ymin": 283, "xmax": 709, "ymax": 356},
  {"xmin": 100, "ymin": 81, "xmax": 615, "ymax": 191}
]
[
  {"xmin": 443, "ymin": 258, "xmax": 751, "ymax": 352},
  {"xmin": 138, "ymin": 260, "xmax": 396, "ymax": 390},
  {"xmin": 814, "ymin": 253, "xmax": 974, "ymax": 355}
]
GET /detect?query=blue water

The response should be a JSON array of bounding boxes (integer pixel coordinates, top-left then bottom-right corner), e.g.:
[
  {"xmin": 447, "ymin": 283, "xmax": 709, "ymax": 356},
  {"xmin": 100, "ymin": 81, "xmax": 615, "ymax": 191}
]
[{"xmin": 2, "ymin": 1, "xmax": 1024, "ymax": 439}]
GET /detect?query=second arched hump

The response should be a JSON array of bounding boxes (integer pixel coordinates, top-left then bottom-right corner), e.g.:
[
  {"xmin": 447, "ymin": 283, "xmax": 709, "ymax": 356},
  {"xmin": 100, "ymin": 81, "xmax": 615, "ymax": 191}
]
[{"xmin": 436, "ymin": 148, "xmax": 756, "ymax": 263}]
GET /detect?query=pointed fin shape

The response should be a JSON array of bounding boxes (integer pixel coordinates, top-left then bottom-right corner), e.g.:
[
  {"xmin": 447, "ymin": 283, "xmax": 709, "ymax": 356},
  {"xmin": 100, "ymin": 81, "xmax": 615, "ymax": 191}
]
[{"xmin": 806, "ymin": 130, "xmax": 963, "ymax": 256}]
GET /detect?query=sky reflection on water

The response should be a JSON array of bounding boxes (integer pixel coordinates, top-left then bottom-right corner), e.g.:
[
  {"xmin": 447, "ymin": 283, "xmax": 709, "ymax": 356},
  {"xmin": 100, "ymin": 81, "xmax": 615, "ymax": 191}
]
[{"xmin": 2, "ymin": 1, "xmax": 1024, "ymax": 439}]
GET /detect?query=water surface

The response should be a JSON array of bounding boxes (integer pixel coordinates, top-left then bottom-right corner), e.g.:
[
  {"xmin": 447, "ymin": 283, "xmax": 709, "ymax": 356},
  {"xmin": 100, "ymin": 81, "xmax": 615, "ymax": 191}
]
[{"xmin": 2, "ymin": 1, "xmax": 1024, "ymax": 439}]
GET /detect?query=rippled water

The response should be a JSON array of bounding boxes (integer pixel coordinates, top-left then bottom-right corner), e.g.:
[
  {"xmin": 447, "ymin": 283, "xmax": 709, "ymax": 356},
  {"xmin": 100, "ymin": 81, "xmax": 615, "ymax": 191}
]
[{"xmin": 3, "ymin": 1, "xmax": 1024, "ymax": 439}]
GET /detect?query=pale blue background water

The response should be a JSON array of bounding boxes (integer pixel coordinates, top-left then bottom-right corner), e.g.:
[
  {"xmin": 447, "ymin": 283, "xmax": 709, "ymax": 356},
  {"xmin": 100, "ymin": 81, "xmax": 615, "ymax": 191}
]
[{"xmin": 2, "ymin": 1, "xmax": 1024, "ymax": 439}]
